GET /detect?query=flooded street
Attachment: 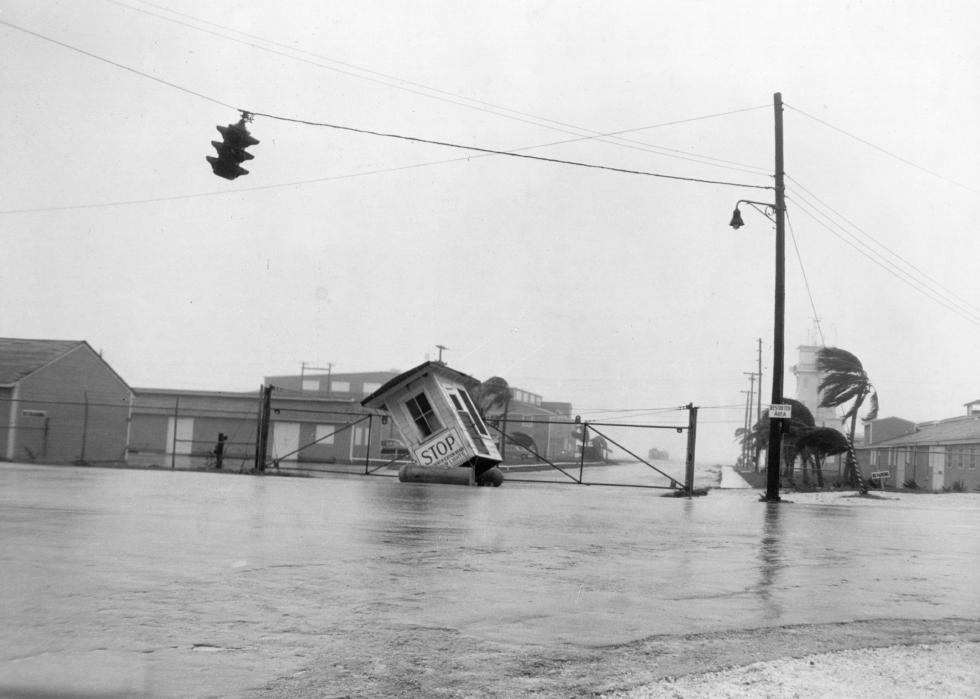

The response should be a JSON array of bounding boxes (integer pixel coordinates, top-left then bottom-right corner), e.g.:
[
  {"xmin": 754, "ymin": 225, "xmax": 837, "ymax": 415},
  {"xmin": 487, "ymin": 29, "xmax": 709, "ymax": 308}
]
[{"xmin": 1, "ymin": 462, "xmax": 978, "ymax": 697}]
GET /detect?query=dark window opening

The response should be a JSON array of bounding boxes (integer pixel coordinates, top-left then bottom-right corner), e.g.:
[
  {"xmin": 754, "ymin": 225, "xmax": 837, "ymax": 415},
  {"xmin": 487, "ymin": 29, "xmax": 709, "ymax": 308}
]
[{"xmin": 406, "ymin": 392, "xmax": 440, "ymax": 438}]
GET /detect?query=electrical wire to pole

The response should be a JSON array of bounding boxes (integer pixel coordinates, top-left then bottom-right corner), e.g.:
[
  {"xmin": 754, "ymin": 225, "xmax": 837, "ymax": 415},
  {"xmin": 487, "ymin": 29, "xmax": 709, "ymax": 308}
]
[
  {"xmin": 787, "ymin": 175, "xmax": 980, "ymax": 322},
  {"xmin": 786, "ymin": 103, "xmax": 979, "ymax": 197},
  {"xmin": 787, "ymin": 193, "xmax": 980, "ymax": 328},
  {"xmin": 0, "ymin": 15, "xmax": 773, "ymax": 217},
  {"xmin": 110, "ymin": 0, "xmax": 773, "ymax": 177},
  {"xmin": 244, "ymin": 109, "xmax": 774, "ymax": 191}
]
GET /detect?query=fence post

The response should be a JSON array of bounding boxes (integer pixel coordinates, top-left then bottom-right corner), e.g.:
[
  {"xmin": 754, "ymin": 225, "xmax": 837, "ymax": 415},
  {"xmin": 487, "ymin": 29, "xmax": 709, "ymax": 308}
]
[
  {"xmin": 684, "ymin": 403, "xmax": 698, "ymax": 496},
  {"xmin": 171, "ymin": 396, "xmax": 179, "ymax": 470},
  {"xmin": 79, "ymin": 391, "xmax": 89, "ymax": 464},
  {"xmin": 578, "ymin": 420, "xmax": 587, "ymax": 483},
  {"xmin": 254, "ymin": 385, "xmax": 272, "ymax": 472},
  {"xmin": 364, "ymin": 414, "xmax": 373, "ymax": 475}
]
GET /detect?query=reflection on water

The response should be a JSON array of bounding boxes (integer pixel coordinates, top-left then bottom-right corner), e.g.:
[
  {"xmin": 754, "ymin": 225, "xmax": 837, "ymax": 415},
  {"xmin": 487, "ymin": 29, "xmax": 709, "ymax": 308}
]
[
  {"xmin": 505, "ymin": 458, "xmax": 720, "ymax": 490},
  {"xmin": 757, "ymin": 502, "xmax": 784, "ymax": 620}
]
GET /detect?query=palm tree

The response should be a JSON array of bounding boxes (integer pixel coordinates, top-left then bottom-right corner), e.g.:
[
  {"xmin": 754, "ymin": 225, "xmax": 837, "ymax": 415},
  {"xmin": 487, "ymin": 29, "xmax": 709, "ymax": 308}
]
[
  {"xmin": 746, "ymin": 398, "xmax": 815, "ymax": 479},
  {"xmin": 780, "ymin": 398, "xmax": 816, "ymax": 483},
  {"xmin": 471, "ymin": 376, "xmax": 513, "ymax": 459},
  {"xmin": 794, "ymin": 426, "xmax": 849, "ymax": 488},
  {"xmin": 817, "ymin": 347, "xmax": 878, "ymax": 491},
  {"xmin": 733, "ymin": 427, "xmax": 753, "ymax": 469}
]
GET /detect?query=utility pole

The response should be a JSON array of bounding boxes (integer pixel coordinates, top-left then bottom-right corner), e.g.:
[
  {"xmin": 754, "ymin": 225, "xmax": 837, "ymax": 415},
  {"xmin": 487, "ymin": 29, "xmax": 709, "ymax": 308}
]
[
  {"xmin": 764, "ymin": 91, "xmax": 787, "ymax": 503},
  {"xmin": 756, "ymin": 337, "xmax": 763, "ymax": 471},
  {"xmin": 436, "ymin": 344, "xmax": 449, "ymax": 363},
  {"xmin": 743, "ymin": 371, "xmax": 756, "ymax": 469},
  {"xmin": 741, "ymin": 389, "xmax": 753, "ymax": 469},
  {"xmin": 756, "ymin": 338, "xmax": 763, "ymax": 424},
  {"xmin": 744, "ymin": 371, "xmax": 756, "ymax": 415}
]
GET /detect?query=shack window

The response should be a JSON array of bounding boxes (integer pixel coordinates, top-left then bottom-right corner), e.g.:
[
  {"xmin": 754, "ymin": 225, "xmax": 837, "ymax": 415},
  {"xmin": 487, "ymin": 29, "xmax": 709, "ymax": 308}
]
[
  {"xmin": 406, "ymin": 392, "xmax": 441, "ymax": 438},
  {"xmin": 458, "ymin": 388, "xmax": 490, "ymax": 436},
  {"xmin": 448, "ymin": 390, "xmax": 489, "ymax": 455}
]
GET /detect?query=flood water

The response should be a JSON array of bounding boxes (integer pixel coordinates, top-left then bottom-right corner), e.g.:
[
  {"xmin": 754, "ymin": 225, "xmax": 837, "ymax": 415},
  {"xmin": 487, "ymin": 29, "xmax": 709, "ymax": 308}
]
[{"xmin": 1, "ymin": 462, "xmax": 977, "ymax": 697}]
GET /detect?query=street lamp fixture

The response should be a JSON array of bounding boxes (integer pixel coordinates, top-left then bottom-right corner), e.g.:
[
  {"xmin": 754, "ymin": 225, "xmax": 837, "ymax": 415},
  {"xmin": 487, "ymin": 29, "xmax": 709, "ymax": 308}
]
[
  {"xmin": 729, "ymin": 200, "xmax": 775, "ymax": 229},
  {"xmin": 729, "ymin": 207, "xmax": 745, "ymax": 229}
]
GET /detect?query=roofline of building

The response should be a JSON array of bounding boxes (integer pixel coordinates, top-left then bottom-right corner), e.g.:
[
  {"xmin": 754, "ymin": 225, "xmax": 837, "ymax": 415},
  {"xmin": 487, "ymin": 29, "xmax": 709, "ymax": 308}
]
[
  {"xmin": 134, "ymin": 386, "xmax": 364, "ymax": 405},
  {"xmin": 7, "ymin": 340, "xmax": 133, "ymax": 394}
]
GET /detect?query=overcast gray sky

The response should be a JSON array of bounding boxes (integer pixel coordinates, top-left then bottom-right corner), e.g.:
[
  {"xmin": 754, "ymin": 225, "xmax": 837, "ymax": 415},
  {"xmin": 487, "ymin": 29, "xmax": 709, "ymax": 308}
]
[{"xmin": 2, "ymin": 0, "xmax": 978, "ymax": 462}]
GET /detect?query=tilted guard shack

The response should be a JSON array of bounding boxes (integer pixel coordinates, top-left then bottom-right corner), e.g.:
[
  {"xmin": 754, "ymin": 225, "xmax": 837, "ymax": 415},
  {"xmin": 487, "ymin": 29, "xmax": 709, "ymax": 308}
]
[{"xmin": 361, "ymin": 361, "xmax": 503, "ymax": 486}]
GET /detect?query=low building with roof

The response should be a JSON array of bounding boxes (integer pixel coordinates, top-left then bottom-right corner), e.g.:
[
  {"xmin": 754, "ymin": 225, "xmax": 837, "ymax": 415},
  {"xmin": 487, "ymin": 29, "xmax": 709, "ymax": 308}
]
[
  {"xmin": 857, "ymin": 409, "xmax": 980, "ymax": 491},
  {"xmin": 0, "ymin": 338, "xmax": 132, "ymax": 464},
  {"xmin": 482, "ymin": 388, "xmax": 578, "ymax": 462},
  {"xmin": 128, "ymin": 386, "xmax": 404, "ymax": 472}
]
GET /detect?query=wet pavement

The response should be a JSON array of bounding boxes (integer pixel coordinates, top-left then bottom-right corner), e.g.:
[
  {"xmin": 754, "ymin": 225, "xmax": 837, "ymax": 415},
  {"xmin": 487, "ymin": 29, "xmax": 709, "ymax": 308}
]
[{"xmin": 1, "ymin": 462, "xmax": 978, "ymax": 697}]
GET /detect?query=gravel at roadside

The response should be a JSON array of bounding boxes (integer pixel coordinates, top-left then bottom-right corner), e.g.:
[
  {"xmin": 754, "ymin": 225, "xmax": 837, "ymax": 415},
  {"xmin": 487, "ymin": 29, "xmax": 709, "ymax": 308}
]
[{"xmin": 603, "ymin": 640, "xmax": 979, "ymax": 698}]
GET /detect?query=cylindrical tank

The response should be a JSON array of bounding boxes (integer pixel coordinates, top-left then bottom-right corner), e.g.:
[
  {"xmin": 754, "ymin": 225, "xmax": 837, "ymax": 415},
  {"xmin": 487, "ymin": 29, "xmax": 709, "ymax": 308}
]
[{"xmin": 398, "ymin": 464, "xmax": 475, "ymax": 486}]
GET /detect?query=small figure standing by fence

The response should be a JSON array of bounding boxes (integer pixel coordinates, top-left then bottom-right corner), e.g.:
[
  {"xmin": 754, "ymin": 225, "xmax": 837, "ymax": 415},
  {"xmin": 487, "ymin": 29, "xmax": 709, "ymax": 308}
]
[{"xmin": 214, "ymin": 433, "xmax": 227, "ymax": 469}]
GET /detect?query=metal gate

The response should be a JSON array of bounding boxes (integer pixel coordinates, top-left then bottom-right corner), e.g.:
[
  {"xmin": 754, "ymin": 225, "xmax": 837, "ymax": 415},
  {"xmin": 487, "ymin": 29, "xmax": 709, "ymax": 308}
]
[{"xmin": 253, "ymin": 401, "xmax": 701, "ymax": 495}]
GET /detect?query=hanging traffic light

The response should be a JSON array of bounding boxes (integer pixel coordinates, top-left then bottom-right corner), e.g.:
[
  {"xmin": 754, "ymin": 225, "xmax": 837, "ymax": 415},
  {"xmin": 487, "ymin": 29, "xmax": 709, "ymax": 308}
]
[{"xmin": 206, "ymin": 114, "xmax": 259, "ymax": 180}]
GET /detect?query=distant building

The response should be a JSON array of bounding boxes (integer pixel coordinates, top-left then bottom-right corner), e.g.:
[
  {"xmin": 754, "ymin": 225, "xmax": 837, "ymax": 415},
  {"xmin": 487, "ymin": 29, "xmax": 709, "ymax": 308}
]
[
  {"xmin": 485, "ymin": 387, "xmax": 577, "ymax": 461},
  {"xmin": 857, "ymin": 409, "xmax": 980, "ymax": 491},
  {"xmin": 264, "ymin": 370, "xmax": 400, "ymax": 402},
  {"xmin": 0, "ymin": 338, "xmax": 132, "ymax": 464}
]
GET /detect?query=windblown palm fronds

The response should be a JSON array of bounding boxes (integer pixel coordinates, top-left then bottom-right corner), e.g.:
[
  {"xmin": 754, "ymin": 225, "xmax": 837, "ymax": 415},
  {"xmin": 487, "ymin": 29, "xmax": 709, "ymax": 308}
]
[
  {"xmin": 471, "ymin": 376, "xmax": 513, "ymax": 418},
  {"xmin": 816, "ymin": 347, "xmax": 878, "ymax": 491},
  {"xmin": 816, "ymin": 347, "xmax": 879, "ymax": 422}
]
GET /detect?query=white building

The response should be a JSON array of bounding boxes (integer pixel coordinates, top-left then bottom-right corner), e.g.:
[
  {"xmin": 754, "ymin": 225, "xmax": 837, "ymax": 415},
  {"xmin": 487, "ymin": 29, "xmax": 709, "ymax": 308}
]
[{"xmin": 791, "ymin": 345, "xmax": 841, "ymax": 428}]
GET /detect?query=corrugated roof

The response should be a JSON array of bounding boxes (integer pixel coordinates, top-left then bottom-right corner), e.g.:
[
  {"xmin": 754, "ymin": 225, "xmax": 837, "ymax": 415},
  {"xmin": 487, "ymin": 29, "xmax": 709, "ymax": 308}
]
[
  {"xmin": 0, "ymin": 338, "xmax": 84, "ymax": 385},
  {"xmin": 875, "ymin": 415, "xmax": 980, "ymax": 446}
]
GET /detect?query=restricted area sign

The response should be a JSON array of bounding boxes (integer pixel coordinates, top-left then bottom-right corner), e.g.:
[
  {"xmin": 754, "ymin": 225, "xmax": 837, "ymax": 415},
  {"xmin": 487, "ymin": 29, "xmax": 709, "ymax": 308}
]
[{"xmin": 769, "ymin": 403, "xmax": 793, "ymax": 419}]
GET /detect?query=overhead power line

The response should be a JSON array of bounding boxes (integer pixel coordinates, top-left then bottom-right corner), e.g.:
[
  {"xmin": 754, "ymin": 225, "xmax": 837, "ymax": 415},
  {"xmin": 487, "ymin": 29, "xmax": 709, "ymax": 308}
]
[
  {"xmin": 786, "ymin": 103, "xmax": 979, "ymax": 197},
  {"xmin": 784, "ymin": 211, "xmax": 825, "ymax": 346},
  {"xmin": 113, "ymin": 0, "xmax": 772, "ymax": 177},
  {"xmin": 786, "ymin": 192, "xmax": 980, "ymax": 328},
  {"xmin": 0, "ymin": 18, "xmax": 235, "ymax": 110},
  {"xmin": 0, "ymin": 15, "xmax": 771, "ymax": 215},
  {"xmin": 245, "ymin": 109, "xmax": 773, "ymax": 190},
  {"xmin": 788, "ymin": 174, "xmax": 980, "ymax": 320}
]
